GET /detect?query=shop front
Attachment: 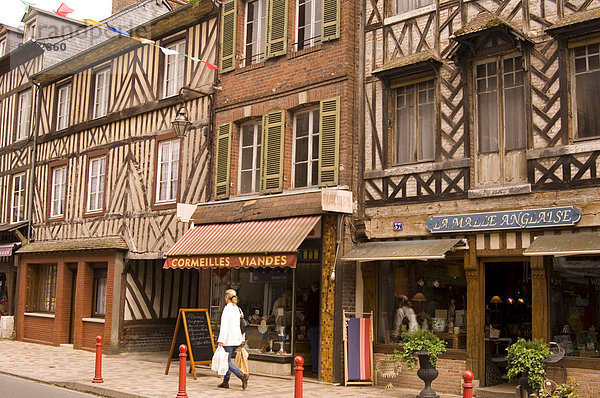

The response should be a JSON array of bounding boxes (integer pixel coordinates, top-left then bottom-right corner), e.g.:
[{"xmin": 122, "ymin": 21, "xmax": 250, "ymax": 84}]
[
  {"xmin": 350, "ymin": 206, "xmax": 600, "ymax": 395},
  {"xmin": 165, "ymin": 215, "xmax": 328, "ymax": 377}
]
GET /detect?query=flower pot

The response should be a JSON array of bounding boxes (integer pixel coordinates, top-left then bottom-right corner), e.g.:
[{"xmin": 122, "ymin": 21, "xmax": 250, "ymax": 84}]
[{"xmin": 416, "ymin": 351, "xmax": 439, "ymax": 398}]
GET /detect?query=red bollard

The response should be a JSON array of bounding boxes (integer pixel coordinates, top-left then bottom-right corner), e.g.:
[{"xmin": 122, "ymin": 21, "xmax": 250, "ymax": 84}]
[
  {"xmin": 176, "ymin": 345, "xmax": 188, "ymax": 398},
  {"xmin": 294, "ymin": 356, "xmax": 304, "ymax": 398},
  {"xmin": 93, "ymin": 335, "xmax": 103, "ymax": 383},
  {"xmin": 462, "ymin": 370, "xmax": 474, "ymax": 398}
]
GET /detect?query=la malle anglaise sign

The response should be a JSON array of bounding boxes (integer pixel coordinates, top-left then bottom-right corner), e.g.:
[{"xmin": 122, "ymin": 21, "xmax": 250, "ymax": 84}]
[{"xmin": 426, "ymin": 206, "xmax": 582, "ymax": 233}]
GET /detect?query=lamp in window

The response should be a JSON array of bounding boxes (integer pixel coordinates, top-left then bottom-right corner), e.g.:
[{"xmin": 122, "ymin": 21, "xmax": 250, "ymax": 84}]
[
  {"xmin": 490, "ymin": 296, "xmax": 503, "ymax": 304},
  {"xmin": 411, "ymin": 292, "xmax": 427, "ymax": 302}
]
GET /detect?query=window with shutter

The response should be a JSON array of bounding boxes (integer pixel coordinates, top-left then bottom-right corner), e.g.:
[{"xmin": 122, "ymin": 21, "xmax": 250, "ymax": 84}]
[
  {"xmin": 321, "ymin": 0, "xmax": 339, "ymax": 42},
  {"xmin": 220, "ymin": 0, "xmax": 237, "ymax": 72},
  {"xmin": 261, "ymin": 110, "xmax": 285, "ymax": 192},
  {"xmin": 266, "ymin": 0, "xmax": 288, "ymax": 59},
  {"xmin": 318, "ymin": 97, "xmax": 339, "ymax": 186},
  {"xmin": 215, "ymin": 123, "xmax": 232, "ymax": 199}
]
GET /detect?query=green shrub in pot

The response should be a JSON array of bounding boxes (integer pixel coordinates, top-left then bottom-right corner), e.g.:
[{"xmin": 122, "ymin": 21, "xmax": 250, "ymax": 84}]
[
  {"xmin": 400, "ymin": 330, "xmax": 447, "ymax": 370},
  {"xmin": 506, "ymin": 338, "xmax": 550, "ymax": 393}
]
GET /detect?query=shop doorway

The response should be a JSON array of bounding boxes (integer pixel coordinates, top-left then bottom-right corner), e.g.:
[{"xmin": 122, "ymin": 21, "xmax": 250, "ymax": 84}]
[
  {"xmin": 68, "ymin": 264, "xmax": 77, "ymax": 344},
  {"xmin": 484, "ymin": 261, "xmax": 531, "ymax": 386}
]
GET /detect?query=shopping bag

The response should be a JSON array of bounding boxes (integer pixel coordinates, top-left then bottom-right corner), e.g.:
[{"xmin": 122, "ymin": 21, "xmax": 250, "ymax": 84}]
[
  {"xmin": 211, "ymin": 346, "xmax": 229, "ymax": 376},
  {"xmin": 234, "ymin": 346, "xmax": 249, "ymax": 375}
]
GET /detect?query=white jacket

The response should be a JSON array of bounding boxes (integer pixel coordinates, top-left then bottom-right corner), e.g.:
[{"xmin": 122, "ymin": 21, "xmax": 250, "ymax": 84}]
[{"xmin": 217, "ymin": 303, "xmax": 244, "ymax": 346}]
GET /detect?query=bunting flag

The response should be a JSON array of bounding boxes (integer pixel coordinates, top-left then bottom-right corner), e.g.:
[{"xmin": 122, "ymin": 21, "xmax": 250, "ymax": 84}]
[
  {"xmin": 160, "ymin": 47, "xmax": 180, "ymax": 56},
  {"xmin": 133, "ymin": 37, "xmax": 155, "ymax": 45},
  {"xmin": 82, "ymin": 18, "xmax": 102, "ymax": 26},
  {"xmin": 106, "ymin": 25, "xmax": 130, "ymax": 36},
  {"xmin": 55, "ymin": 3, "xmax": 74, "ymax": 17},
  {"xmin": 20, "ymin": 0, "xmax": 35, "ymax": 12}
]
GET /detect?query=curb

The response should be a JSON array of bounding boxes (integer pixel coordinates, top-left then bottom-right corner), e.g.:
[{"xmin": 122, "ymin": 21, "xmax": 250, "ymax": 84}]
[{"xmin": 55, "ymin": 381, "xmax": 149, "ymax": 398}]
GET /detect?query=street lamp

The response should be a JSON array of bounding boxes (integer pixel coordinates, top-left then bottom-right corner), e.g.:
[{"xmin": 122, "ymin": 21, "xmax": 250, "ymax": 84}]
[{"xmin": 171, "ymin": 85, "xmax": 215, "ymax": 137}]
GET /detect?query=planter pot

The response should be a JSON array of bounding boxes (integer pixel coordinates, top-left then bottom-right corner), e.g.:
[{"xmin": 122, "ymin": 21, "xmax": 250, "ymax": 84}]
[
  {"xmin": 518, "ymin": 372, "xmax": 534, "ymax": 395},
  {"xmin": 416, "ymin": 351, "xmax": 439, "ymax": 398}
]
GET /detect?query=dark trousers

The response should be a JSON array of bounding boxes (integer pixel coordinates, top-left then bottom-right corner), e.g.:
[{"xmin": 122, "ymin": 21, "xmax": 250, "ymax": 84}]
[{"xmin": 309, "ymin": 326, "xmax": 319, "ymax": 374}]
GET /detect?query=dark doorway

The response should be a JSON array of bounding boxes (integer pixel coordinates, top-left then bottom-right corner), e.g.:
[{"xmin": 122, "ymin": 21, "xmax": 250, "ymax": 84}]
[
  {"xmin": 484, "ymin": 261, "xmax": 532, "ymax": 386},
  {"xmin": 68, "ymin": 264, "xmax": 77, "ymax": 344}
]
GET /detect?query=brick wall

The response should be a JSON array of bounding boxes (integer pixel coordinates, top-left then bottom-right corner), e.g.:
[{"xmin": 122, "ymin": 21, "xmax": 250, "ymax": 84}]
[
  {"xmin": 374, "ymin": 353, "xmax": 466, "ymax": 395},
  {"xmin": 565, "ymin": 367, "xmax": 600, "ymax": 398},
  {"xmin": 22, "ymin": 315, "xmax": 55, "ymax": 344},
  {"xmin": 120, "ymin": 321, "xmax": 178, "ymax": 352}
]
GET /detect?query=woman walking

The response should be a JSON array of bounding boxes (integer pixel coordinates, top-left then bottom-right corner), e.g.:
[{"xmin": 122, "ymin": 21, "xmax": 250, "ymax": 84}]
[{"xmin": 217, "ymin": 289, "xmax": 248, "ymax": 390}]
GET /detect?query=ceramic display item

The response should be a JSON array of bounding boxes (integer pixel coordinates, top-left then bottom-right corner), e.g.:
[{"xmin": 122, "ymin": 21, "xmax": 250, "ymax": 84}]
[{"xmin": 431, "ymin": 318, "xmax": 446, "ymax": 332}]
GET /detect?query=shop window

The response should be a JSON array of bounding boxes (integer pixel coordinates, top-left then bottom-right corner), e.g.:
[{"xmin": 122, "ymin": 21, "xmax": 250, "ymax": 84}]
[
  {"xmin": 377, "ymin": 259, "xmax": 467, "ymax": 349},
  {"xmin": 92, "ymin": 268, "xmax": 107, "ymax": 317},
  {"xmin": 293, "ymin": 108, "xmax": 319, "ymax": 188},
  {"xmin": 11, "ymin": 173, "xmax": 26, "ymax": 224},
  {"xmin": 92, "ymin": 68, "xmax": 111, "ymax": 119},
  {"xmin": 50, "ymin": 165, "xmax": 67, "ymax": 218},
  {"xmin": 27, "ymin": 264, "xmax": 57, "ymax": 313},
  {"xmin": 16, "ymin": 89, "xmax": 32, "ymax": 141},
  {"xmin": 56, "ymin": 84, "xmax": 72, "ymax": 131},
  {"xmin": 391, "ymin": 0, "xmax": 433, "ymax": 15},
  {"xmin": 86, "ymin": 156, "xmax": 106, "ymax": 213},
  {"xmin": 572, "ymin": 43, "xmax": 600, "ymax": 139},
  {"xmin": 393, "ymin": 79, "xmax": 435, "ymax": 164},
  {"xmin": 296, "ymin": 0, "xmax": 321, "ymax": 50},
  {"xmin": 244, "ymin": 0, "xmax": 266, "ymax": 66},
  {"xmin": 550, "ymin": 256, "xmax": 600, "ymax": 357},
  {"xmin": 156, "ymin": 139, "xmax": 180, "ymax": 202},
  {"xmin": 163, "ymin": 40, "xmax": 186, "ymax": 98},
  {"xmin": 239, "ymin": 122, "xmax": 262, "ymax": 194}
]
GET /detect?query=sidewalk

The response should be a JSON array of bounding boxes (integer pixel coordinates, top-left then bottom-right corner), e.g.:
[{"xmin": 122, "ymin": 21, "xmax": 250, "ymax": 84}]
[{"xmin": 0, "ymin": 340, "xmax": 461, "ymax": 397}]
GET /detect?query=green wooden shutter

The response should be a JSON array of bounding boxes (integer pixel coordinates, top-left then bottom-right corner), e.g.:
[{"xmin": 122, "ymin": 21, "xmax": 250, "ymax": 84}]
[
  {"xmin": 220, "ymin": 0, "xmax": 237, "ymax": 73},
  {"xmin": 322, "ymin": 0, "xmax": 340, "ymax": 42},
  {"xmin": 261, "ymin": 110, "xmax": 285, "ymax": 193},
  {"xmin": 265, "ymin": 0, "xmax": 288, "ymax": 59},
  {"xmin": 318, "ymin": 97, "xmax": 340, "ymax": 186},
  {"xmin": 215, "ymin": 122, "xmax": 232, "ymax": 199}
]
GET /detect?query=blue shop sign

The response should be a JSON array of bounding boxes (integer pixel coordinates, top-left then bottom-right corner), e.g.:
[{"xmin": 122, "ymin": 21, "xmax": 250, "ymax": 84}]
[{"xmin": 426, "ymin": 206, "xmax": 582, "ymax": 233}]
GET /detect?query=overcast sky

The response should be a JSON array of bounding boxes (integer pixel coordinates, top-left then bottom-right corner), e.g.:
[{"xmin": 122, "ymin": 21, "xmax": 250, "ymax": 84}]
[{"xmin": 1, "ymin": 0, "xmax": 112, "ymax": 28}]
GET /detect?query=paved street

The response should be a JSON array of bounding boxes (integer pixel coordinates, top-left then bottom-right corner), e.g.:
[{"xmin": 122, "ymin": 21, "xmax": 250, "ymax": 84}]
[
  {"xmin": 0, "ymin": 340, "xmax": 461, "ymax": 398},
  {"xmin": 0, "ymin": 374, "xmax": 101, "ymax": 398}
]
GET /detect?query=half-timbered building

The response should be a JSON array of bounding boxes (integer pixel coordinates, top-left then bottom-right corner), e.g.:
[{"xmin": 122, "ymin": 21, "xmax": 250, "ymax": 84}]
[
  {"xmin": 349, "ymin": 0, "xmax": 600, "ymax": 394},
  {"xmin": 14, "ymin": 0, "xmax": 219, "ymax": 354},
  {"xmin": 164, "ymin": 0, "xmax": 358, "ymax": 383}
]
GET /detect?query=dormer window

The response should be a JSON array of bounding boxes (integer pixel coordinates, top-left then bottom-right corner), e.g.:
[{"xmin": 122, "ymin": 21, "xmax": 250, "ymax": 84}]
[
  {"xmin": 26, "ymin": 23, "xmax": 36, "ymax": 41},
  {"xmin": 0, "ymin": 38, "xmax": 6, "ymax": 56}
]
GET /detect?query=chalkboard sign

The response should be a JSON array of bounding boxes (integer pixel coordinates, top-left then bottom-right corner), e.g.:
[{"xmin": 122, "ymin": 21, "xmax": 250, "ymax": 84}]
[{"xmin": 165, "ymin": 309, "xmax": 215, "ymax": 380}]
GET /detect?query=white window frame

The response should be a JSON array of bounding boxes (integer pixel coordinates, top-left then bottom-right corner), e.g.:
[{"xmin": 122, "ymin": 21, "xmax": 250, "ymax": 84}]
[
  {"xmin": 50, "ymin": 165, "xmax": 67, "ymax": 218},
  {"xmin": 93, "ymin": 68, "xmax": 111, "ymax": 119},
  {"xmin": 163, "ymin": 40, "xmax": 186, "ymax": 98},
  {"xmin": 0, "ymin": 38, "xmax": 6, "ymax": 57},
  {"xmin": 238, "ymin": 122, "xmax": 262, "ymax": 194},
  {"xmin": 243, "ymin": 0, "xmax": 266, "ymax": 66},
  {"xmin": 296, "ymin": 0, "xmax": 322, "ymax": 51},
  {"xmin": 16, "ymin": 89, "xmax": 32, "ymax": 141},
  {"xmin": 292, "ymin": 108, "xmax": 320, "ymax": 188},
  {"xmin": 156, "ymin": 139, "xmax": 180, "ymax": 203},
  {"xmin": 56, "ymin": 84, "xmax": 71, "ymax": 131},
  {"xmin": 26, "ymin": 23, "xmax": 36, "ymax": 41},
  {"xmin": 391, "ymin": 0, "xmax": 434, "ymax": 15},
  {"xmin": 11, "ymin": 173, "xmax": 26, "ymax": 224},
  {"xmin": 86, "ymin": 157, "xmax": 106, "ymax": 213}
]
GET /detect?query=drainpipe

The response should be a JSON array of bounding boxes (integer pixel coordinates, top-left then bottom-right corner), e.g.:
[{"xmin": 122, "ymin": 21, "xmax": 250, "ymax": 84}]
[{"xmin": 27, "ymin": 81, "xmax": 43, "ymax": 242}]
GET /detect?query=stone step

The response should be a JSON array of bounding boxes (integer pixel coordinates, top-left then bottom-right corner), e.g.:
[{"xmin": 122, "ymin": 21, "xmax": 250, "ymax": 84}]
[{"xmin": 475, "ymin": 383, "xmax": 519, "ymax": 398}]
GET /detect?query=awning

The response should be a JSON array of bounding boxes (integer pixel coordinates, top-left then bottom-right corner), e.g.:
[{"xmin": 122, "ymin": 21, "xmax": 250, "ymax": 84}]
[
  {"xmin": 0, "ymin": 243, "xmax": 15, "ymax": 257},
  {"xmin": 164, "ymin": 216, "xmax": 321, "ymax": 269},
  {"xmin": 524, "ymin": 233, "xmax": 600, "ymax": 256},
  {"xmin": 342, "ymin": 238, "xmax": 467, "ymax": 262}
]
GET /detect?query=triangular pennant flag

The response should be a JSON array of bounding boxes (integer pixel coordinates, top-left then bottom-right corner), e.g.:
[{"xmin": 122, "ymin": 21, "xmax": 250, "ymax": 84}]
[
  {"xmin": 55, "ymin": 3, "xmax": 74, "ymax": 17},
  {"xmin": 160, "ymin": 46, "xmax": 180, "ymax": 56},
  {"xmin": 20, "ymin": 0, "xmax": 35, "ymax": 12},
  {"xmin": 184, "ymin": 54, "xmax": 201, "ymax": 62},
  {"xmin": 82, "ymin": 18, "xmax": 102, "ymax": 26},
  {"xmin": 201, "ymin": 60, "xmax": 219, "ymax": 70},
  {"xmin": 107, "ymin": 26, "xmax": 130, "ymax": 36},
  {"xmin": 133, "ymin": 37, "xmax": 155, "ymax": 45}
]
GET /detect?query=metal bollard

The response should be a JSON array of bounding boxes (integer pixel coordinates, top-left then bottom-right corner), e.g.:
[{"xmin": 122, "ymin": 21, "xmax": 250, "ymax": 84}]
[
  {"xmin": 93, "ymin": 336, "xmax": 103, "ymax": 383},
  {"xmin": 294, "ymin": 356, "xmax": 304, "ymax": 398},
  {"xmin": 462, "ymin": 370, "xmax": 474, "ymax": 398},
  {"xmin": 176, "ymin": 345, "xmax": 188, "ymax": 398}
]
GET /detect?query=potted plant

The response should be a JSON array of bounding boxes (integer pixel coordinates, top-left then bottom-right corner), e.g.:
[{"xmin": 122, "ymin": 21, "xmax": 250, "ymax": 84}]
[
  {"xmin": 506, "ymin": 338, "xmax": 550, "ymax": 395},
  {"xmin": 400, "ymin": 330, "xmax": 447, "ymax": 398}
]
